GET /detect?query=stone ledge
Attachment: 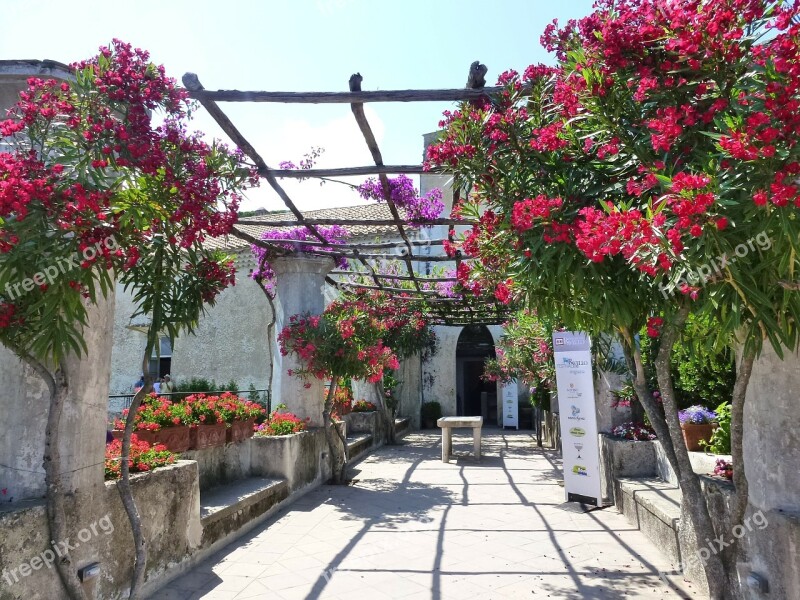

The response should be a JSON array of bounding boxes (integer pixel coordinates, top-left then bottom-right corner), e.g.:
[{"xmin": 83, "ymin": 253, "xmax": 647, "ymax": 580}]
[
  {"xmin": 346, "ymin": 433, "xmax": 373, "ymax": 462},
  {"xmin": 618, "ymin": 477, "xmax": 682, "ymax": 564},
  {"xmin": 200, "ymin": 476, "xmax": 289, "ymax": 549},
  {"xmin": 395, "ymin": 417, "xmax": 411, "ymax": 437}
]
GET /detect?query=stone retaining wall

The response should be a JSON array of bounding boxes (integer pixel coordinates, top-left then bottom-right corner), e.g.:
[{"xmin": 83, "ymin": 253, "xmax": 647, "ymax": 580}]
[{"xmin": 0, "ymin": 461, "xmax": 201, "ymax": 600}]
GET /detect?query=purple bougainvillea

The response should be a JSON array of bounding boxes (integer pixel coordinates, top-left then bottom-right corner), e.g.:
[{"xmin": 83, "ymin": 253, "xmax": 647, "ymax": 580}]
[
  {"xmin": 357, "ymin": 175, "xmax": 444, "ymax": 223},
  {"xmin": 251, "ymin": 225, "xmax": 349, "ymax": 297}
]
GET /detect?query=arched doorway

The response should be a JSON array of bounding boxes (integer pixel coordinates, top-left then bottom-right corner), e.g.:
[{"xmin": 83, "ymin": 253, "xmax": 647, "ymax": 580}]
[{"xmin": 456, "ymin": 325, "xmax": 497, "ymax": 423}]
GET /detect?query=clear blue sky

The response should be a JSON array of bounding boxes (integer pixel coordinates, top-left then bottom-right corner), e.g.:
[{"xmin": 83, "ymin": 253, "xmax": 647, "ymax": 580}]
[{"xmin": 2, "ymin": 0, "xmax": 595, "ymax": 211}]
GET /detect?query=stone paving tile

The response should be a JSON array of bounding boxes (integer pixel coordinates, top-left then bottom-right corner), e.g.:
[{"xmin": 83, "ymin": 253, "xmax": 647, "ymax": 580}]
[{"xmin": 151, "ymin": 430, "xmax": 703, "ymax": 600}]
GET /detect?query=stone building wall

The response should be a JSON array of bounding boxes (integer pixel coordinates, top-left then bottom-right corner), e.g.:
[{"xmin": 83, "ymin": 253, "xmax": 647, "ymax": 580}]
[
  {"xmin": 740, "ymin": 344, "xmax": 800, "ymax": 599},
  {"xmin": 109, "ymin": 252, "xmax": 273, "ymax": 395}
]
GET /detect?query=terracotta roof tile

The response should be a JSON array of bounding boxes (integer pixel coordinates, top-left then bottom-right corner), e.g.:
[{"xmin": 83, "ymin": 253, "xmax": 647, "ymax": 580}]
[{"xmin": 205, "ymin": 203, "xmax": 408, "ymax": 252}]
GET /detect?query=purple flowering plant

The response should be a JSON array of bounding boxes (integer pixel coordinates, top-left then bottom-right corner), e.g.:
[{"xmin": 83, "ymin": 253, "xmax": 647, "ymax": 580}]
[
  {"xmin": 678, "ymin": 405, "xmax": 717, "ymax": 425},
  {"xmin": 357, "ymin": 174, "xmax": 444, "ymax": 223},
  {"xmin": 251, "ymin": 225, "xmax": 349, "ymax": 297}
]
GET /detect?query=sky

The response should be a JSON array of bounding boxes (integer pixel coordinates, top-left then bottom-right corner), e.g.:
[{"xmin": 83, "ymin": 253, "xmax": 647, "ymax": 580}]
[{"xmin": 1, "ymin": 0, "xmax": 596, "ymax": 212}]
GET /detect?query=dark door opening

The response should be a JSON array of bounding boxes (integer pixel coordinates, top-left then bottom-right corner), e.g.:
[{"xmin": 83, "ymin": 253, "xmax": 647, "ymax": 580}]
[{"xmin": 456, "ymin": 325, "xmax": 497, "ymax": 423}]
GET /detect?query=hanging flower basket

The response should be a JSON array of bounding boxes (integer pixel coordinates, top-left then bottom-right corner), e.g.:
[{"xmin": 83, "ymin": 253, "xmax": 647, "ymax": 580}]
[
  {"xmin": 112, "ymin": 425, "xmax": 191, "ymax": 453},
  {"xmin": 189, "ymin": 423, "xmax": 227, "ymax": 450},
  {"xmin": 226, "ymin": 418, "xmax": 256, "ymax": 444}
]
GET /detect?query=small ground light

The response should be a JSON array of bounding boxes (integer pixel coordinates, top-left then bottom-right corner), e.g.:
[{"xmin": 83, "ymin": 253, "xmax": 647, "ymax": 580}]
[{"xmin": 77, "ymin": 563, "xmax": 100, "ymax": 583}]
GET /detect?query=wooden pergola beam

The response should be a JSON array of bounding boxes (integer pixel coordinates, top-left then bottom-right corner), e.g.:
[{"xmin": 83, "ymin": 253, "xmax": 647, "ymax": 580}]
[
  {"xmin": 237, "ymin": 217, "xmax": 471, "ymax": 227},
  {"xmin": 255, "ymin": 238, "xmax": 445, "ymax": 251},
  {"xmin": 184, "ymin": 63, "xmax": 517, "ymax": 325},
  {"xmin": 183, "ymin": 85, "xmax": 514, "ymax": 104},
  {"xmin": 268, "ymin": 165, "xmax": 425, "ymax": 178},
  {"xmin": 330, "ymin": 270, "xmax": 459, "ymax": 283},
  {"xmin": 348, "ymin": 72, "xmax": 424, "ymax": 295},
  {"xmin": 247, "ymin": 239, "xmax": 460, "ymax": 262}
]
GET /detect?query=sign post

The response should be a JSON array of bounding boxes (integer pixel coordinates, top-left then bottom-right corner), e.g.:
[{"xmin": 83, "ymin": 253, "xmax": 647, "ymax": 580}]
[
  {"xmin": 501, "ymin": 380, "xmax": 519, "ymax": 429},
  {"xmin": 552, "ymin": 331, "xmax": 602, "ymax": 506}
]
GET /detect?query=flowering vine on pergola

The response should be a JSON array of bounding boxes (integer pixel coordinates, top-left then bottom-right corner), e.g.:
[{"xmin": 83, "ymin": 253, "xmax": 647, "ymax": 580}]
[{"xmin": 180, "ymin": 66, "xmax": 516, "ymax": 326}]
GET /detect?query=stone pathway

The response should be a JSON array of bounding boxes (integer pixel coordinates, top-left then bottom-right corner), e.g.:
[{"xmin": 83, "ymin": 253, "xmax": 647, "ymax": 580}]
[{"xmin": 153, "ymin": 431, "xmax": 704, "ymax": 599}]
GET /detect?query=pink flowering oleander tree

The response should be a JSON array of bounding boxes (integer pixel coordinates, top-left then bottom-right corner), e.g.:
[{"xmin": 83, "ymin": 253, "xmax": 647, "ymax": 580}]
[
  {"xmin": 427, "ymin": 2, "xmax": 800, "ymax": 596},
  {"xmin": 279, "ymin": 289, "xmax": 434, "ymax": 482},
  {"xmin": 0, "ymin": 41, "xmax": 256, "ymax": 599}
]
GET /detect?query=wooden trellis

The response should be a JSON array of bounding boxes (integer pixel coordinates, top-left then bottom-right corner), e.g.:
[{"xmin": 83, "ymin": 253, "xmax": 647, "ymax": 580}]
[{"xmin": 182, "ymin": 65, "xmax": 512, "ymax": 326}]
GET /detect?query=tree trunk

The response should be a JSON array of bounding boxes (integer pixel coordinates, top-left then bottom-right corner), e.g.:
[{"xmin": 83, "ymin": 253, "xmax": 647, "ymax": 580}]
[
  {"xmin": 255, "ymin": 266, "xmax": 277, "ymax": 412},
  {"xmin": 22, "ymin": 356, "xmax": 87, "ymax": 600},
  {"xmin": 618, "ymin": 330, "xmax": 681, "ymax": 480},
  {"xmin": 374, "ymin": 380, "xmax": 396, "ymax": 445},
  {"xmin": 653, "ymin": 306, "xmax": 729, "ymax": 600},
  {"xmin": 115, "ymin": 350, "xmax": 154, "ymax": 599},
  {"xmin": 723, "ymin": 346, "xmax": 755, "ymax": 592},
  {"xmin": 323, "ymin": 380, "xmax": 347, "ymax": 484},
  {"xmin": 536, "ymin": 403, "xmax": 543, "ymax": 448}
]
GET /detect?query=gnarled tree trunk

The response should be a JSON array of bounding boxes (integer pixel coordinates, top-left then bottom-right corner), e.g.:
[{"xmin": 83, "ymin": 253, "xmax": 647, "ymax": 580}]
[
  {"xmin": 373, "ymin": 380, "xmax": 396, "ymax": 445},
  {"xmin": 723, "ymin": 346, "xmax": 755, "ymax": 592},
  {"xmin": 22, "ymin": 356, "xmax": 87, "ymax": 600},
  {"xmin": 619, "ymin": 314, "xmax": 728, "ymax": 600},
  {"xmin": 323, "ymin": 380, "xmax": 347, "ymax": 484},
  {"xmin": 654, "ymin": 305, "xmax": 729, "ymax": 600},
  {"xmin": 115, "ymin": 344, "xmax": 156, "ymax": 599}
]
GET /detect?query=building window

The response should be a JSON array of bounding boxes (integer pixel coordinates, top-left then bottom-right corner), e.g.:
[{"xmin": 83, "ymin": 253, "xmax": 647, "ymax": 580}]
[{"xmin": 148, "ymin": 336, "xmax": 172, "ymax": 378}]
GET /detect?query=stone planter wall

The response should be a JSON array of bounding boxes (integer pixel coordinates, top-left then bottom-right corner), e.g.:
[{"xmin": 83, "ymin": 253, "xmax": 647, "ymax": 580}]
[
  {"xmin": 182, "ymin": 441, "xmax": 252, "ymax": 491},
  {"xmin": 344, "ymin": 411, "xmax": 387, "ymax": 446},
  {"xmin": 0, "ymin": 460, "xmax": 201, "ymax": 600},
  {"xmin": 250, "ymin": 428, "xmax": 333, "ymax": 493},
  {"xmin": 599, "ymin": 434, "xmax": 657, "ymax": 505}
]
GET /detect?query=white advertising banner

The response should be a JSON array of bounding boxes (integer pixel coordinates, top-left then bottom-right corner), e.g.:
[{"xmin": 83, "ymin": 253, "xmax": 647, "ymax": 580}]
[
  {"xmin": 552, "ymin": 331, "xmax": 602, "ymax": 506},
  {"xmin": 502, "ymin": 380, "xmax": 519, "ymax": 429}
]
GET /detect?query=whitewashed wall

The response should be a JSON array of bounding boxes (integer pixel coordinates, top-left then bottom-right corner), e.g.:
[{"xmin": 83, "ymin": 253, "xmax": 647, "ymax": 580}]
[{"xmin": 109, "ymin": 253, "xmax": 273, "ymax": 395}]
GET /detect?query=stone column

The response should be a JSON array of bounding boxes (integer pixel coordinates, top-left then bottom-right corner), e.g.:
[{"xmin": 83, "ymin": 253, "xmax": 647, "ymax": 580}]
[{"xmin": 271, "ymin": 255, "xmax": 335, "ymax": 427}]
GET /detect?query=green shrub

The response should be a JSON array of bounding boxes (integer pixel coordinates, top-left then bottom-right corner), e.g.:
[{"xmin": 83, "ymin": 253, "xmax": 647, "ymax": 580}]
[
  {"xmin": 172, "ymin": 377, "xmax": 240, "ymax": 400},
  {"xmin": 421, "ymin": 401, "xmax": 442, "ymax": 422},
  {"xmin": 700, "ymin": 401, "xmax": 731, "ymax": 454},
  {"xmin": 640, "ymin": 314, "xmax": 735, "ymax": 410}
]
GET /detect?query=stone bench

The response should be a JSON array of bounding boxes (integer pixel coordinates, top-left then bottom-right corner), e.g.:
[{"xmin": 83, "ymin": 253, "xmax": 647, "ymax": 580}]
[{"xmin": 437, "ymin": 416, "xmax": 483, "ymax": 463}]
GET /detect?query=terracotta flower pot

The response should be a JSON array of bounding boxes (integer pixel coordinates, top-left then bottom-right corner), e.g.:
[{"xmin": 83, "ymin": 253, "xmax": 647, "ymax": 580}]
[
  {"xmin": 189, "ymin": 422, "xmax": 227, "ymax": 450},
  {"xmin": 226, "ymin": 418, "xmax": 256, "ymax": 444},
  {"xmin": 680, "ymin": 422, "xmax": 717, "ymax": 451},
  {"xmin": 112, "ymin": 425, "xmax": 191, "ymax": 452}
]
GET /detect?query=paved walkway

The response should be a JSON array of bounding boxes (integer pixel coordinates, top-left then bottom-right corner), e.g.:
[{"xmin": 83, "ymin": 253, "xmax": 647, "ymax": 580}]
[{"xmin": 154, "ymin": 431, "xmax": 702, "ymax": 599}]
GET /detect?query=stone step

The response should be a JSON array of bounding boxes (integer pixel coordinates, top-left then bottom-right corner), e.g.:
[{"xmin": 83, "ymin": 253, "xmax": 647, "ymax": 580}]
[
  {"xmin": 395, "ymin": 417, "xmax": 411, "ymax": 437},
  {"xmin": 617, "ymin": 477, "xmax": 682, "ymax": 564},
  {"xmin": 346, "ymin": 433, "xmax": 373, "ymax": 462},
  {"xmin": 200, "ymin": 476, "xmax": 289, "ymax": 549}
]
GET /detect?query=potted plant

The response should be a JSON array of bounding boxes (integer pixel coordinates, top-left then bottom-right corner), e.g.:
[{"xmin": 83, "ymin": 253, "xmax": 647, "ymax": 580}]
[
  {"xmin": 254, "ymin": 408, "xmax": 309, "ymax": 437},
  {"xmin": 112, "ymin": 394, "xmax": 193, "ymax": 452},
  {"xmin": 184, "ymin": 394, "xmax": 228, "ymax": 449},
  {"xmin": 421, "ymin": 401, "xmax": 442, "ymax": 429},
  {"xmin": 351, "ymin": 399, "xmax": 377, "ymax": 413},
  {"xmin": 678, "ymin": 405, "xmax": 718, "ymax": 451},
  {"xmin": 104, "ymin": 435, "xmax": 178, "ymax": 480},
  {"xmin": 215, "ymin": 392, "xmax": 266, "ymax": 443}
]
